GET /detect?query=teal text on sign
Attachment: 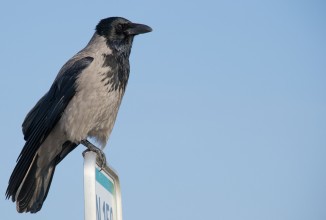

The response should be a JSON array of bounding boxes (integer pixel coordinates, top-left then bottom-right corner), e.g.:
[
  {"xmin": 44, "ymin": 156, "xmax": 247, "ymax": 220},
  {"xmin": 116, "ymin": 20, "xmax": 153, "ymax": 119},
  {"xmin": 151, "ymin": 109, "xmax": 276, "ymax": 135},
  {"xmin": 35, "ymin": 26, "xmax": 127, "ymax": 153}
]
[{"xmin": 95, "ymin": 168, "xmax": 115, "ymax": 195}]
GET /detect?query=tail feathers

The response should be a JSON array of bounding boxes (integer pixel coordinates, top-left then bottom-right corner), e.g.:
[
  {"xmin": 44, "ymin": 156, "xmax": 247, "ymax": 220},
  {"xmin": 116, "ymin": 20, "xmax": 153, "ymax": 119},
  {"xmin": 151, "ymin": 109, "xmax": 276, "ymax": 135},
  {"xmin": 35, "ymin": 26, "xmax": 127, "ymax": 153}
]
[{"xmin": 7, "ymin": 154, "xmax": 57, "ymax": 213}]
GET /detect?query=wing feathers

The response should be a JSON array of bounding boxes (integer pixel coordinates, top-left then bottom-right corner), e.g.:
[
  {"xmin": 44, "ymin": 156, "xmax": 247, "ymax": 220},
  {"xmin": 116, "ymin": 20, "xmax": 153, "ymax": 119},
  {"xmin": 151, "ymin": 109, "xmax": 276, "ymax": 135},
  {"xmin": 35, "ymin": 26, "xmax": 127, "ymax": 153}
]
[{"xmin": 6, "ymin": 56, "xmax": 94, "ymax": 201}]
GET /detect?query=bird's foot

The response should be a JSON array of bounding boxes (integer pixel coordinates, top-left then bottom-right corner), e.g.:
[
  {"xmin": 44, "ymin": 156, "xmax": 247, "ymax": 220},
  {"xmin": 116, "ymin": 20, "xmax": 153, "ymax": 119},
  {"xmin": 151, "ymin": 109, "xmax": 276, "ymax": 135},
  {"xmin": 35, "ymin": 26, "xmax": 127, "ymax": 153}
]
[{"xmin": 81, "ymin": 139, "xmax": 106, "ymax": 169}]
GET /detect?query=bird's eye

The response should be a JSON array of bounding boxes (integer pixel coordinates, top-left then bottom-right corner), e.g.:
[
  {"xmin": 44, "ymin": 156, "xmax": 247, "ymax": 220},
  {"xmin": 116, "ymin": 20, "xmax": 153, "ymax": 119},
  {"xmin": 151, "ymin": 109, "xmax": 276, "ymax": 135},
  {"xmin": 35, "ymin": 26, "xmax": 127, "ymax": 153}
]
[{"xmin": 116, "ymin": 24, "xmax": 124, "ymax": 33}]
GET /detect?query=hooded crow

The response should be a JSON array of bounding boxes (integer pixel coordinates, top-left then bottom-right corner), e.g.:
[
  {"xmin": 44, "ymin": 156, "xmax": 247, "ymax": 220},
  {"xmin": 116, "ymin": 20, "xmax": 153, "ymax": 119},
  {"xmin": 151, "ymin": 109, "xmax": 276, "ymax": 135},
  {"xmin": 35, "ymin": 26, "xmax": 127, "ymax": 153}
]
[{"xmin": 6, "ymin": 17, "xmax": 152, "ymax": 213}]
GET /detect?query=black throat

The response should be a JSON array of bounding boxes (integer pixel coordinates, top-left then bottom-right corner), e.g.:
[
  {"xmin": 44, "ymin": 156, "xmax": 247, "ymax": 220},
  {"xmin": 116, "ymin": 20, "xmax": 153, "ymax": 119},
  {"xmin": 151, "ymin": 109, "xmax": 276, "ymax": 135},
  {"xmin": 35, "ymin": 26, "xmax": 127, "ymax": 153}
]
[{"xmin": 102, "ymin": 49, "xmax": 130, "ymax": 92}]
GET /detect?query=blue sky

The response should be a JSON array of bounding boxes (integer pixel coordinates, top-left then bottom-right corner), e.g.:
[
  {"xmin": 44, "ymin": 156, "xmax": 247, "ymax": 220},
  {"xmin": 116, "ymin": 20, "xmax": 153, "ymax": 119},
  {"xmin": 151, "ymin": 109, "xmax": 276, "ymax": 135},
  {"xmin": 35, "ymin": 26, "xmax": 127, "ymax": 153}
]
[{"xmin": 0, "ymin": 1, "xmax": 325, "ymax": 220}]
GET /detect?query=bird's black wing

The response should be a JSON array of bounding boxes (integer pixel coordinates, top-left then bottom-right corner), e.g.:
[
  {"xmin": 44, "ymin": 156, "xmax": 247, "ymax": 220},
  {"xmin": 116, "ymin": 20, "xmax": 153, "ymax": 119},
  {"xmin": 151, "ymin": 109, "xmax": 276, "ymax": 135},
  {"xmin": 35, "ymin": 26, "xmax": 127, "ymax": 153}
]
[
  {"xmin": 6, "ymin": 56, "xmax": 93, "ymax": 199},
  {"xmin": 22, "ymin": 56, "xmax": 93, "ymax": 141}
]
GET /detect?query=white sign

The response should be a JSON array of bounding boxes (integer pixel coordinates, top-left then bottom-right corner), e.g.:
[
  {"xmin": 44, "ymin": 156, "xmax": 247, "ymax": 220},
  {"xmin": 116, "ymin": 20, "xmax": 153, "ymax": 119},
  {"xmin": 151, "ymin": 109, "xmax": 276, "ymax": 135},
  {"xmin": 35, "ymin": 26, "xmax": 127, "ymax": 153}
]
[
  {"xmin": 84, "ymin": 151, "xmax": 123, "ymax": 220},
  {"xmin": 95, "ymin": 166, "xmax": 115, "ymax": 220}
]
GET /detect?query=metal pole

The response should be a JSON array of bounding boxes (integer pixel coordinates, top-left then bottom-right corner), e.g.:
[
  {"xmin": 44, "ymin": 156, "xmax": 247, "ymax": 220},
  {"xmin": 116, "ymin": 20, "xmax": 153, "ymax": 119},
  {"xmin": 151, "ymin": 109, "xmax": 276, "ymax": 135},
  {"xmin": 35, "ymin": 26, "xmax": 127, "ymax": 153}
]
[{"xmin": 84, "ymin": 151, "xmax": 97, "ymax": 220}]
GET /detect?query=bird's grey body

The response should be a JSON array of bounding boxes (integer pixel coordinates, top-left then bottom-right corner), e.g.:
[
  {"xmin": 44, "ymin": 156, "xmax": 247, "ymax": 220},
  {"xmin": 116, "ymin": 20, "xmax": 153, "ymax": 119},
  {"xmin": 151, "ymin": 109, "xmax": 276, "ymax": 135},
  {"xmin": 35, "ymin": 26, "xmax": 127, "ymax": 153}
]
[
  {"xmin": 6, "ymin": 17, "xmax": 151, "ymax": 213},
  {"xmin": 59, "ymin": 34, "xmax": 125, "ymax": 147}
]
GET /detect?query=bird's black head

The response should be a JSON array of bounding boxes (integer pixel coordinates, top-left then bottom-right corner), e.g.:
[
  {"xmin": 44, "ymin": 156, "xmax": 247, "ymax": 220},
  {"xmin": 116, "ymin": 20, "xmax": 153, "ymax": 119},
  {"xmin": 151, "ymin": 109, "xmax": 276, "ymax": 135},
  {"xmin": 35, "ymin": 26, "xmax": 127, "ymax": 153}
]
[{"xmin": 96, "ymin": 17, "xmax": 152, "ymax": 53}]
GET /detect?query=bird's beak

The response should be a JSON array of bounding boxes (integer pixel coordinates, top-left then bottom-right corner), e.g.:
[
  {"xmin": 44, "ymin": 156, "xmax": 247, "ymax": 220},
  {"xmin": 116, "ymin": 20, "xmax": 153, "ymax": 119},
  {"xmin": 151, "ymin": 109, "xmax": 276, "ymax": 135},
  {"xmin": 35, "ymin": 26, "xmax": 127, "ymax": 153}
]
[{"xmin": 125, "ymin": 23, "xmax": 152, "ymax": 36}]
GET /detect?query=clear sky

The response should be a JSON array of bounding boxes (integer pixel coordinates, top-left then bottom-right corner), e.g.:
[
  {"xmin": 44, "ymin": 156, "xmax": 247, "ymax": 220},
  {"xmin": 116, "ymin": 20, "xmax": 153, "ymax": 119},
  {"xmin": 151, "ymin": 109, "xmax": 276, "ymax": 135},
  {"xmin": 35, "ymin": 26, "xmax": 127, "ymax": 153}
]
[{"xmin": 0, "ymin": 1, "xmax": 325, "ymax": 220}]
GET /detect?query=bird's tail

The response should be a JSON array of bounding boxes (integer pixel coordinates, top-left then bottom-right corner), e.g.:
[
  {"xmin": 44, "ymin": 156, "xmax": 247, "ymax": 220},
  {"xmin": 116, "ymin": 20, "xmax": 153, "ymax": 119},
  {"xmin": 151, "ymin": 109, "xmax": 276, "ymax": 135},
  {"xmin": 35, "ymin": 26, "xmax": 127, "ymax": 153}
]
[
  {"xmin": 6, "ymin": 153, "xmax": 57, "ymax": 213},
  {"xmin": 6, "ymin": 140, "xmax": 77, "ymax": 213}
]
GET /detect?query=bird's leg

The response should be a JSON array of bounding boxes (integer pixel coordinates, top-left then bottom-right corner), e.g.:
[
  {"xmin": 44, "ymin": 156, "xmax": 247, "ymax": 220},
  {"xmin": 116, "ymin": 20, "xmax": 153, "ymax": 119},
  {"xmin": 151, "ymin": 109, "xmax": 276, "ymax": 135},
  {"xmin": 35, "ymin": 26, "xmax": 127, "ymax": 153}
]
[{"xmin": 81, "ymin": 139, "xmax": 106, "ymax": 169}]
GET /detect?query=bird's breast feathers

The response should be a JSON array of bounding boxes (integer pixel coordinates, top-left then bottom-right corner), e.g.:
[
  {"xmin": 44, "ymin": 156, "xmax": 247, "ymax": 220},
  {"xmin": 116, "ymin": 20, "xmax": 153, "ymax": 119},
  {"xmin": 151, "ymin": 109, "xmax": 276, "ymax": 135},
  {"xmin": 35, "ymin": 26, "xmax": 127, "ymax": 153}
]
[{"xmin": 59, "ymin": 54, "xmax": 127, "ymax": 148}]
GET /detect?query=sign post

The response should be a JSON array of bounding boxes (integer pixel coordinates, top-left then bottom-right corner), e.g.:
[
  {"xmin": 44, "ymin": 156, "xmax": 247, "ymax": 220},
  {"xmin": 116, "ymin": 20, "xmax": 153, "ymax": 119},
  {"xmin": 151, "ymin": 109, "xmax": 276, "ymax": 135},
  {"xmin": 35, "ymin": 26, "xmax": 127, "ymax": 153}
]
[{"xmin": 84, "ymin": 151, "xmax": 123, "ymax": 220}]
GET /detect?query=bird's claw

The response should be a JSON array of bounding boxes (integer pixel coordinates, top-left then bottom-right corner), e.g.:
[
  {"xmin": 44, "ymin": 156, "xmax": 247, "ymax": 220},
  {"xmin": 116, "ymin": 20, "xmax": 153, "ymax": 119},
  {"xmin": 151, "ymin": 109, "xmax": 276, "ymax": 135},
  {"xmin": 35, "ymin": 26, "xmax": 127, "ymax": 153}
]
[{"xmin": 81, "ymin": 140, "xmax": 106, "ymax": 170}]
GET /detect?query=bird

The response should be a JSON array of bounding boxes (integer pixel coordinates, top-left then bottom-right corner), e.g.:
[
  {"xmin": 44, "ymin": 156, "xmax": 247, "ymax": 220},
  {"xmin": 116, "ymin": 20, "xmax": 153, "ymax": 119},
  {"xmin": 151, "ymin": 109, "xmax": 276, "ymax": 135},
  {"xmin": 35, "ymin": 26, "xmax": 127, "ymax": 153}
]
[{"xmin": 6, "ymin": 17, "xmax": 152, "ymax": 213}]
